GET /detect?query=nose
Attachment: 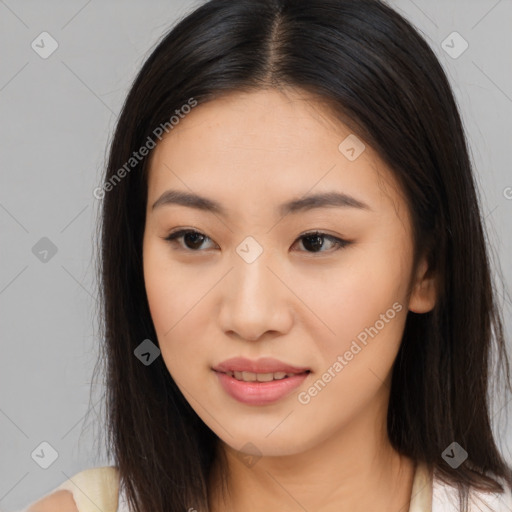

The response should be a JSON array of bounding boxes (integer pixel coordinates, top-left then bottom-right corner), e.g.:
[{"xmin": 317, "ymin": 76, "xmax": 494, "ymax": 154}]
[{"xmin": 217, "ymin": 252, "xmax": 294, "ymax": 342}]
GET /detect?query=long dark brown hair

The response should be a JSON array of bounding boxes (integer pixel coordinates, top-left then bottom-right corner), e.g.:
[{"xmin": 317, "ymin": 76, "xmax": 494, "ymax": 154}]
[{"xmin": 90, "ymin": 0, "xmax": 512, "ymax": 510}]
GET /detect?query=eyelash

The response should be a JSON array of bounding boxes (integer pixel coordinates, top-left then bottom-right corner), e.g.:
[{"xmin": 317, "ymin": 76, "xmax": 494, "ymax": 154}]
[{"xmin": 163, "ymin": 229, "xmax": 351, "ymax": 254}]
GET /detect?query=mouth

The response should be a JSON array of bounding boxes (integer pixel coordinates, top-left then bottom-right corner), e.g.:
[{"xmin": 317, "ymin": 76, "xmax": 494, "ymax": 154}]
[
  {"xmin": 212, "ymin": 361, "xmax": 311, "ymax": 405},
  {"xmin": 216, "ymin": 369, "xmax": 311, "ymax": 382},
  {"xmin": 212, "ymin": 356, "xmax": 311, "ymax": 376}
]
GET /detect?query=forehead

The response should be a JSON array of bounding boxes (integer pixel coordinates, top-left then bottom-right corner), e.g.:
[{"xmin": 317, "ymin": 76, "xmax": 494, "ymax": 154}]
[
  {"xmin": 146, "ymin": 88, "xmax": 405, "ymax": 220},
  {"xmin": 151, "ymin": 88, "xmax": 353, "ymax": 164}
]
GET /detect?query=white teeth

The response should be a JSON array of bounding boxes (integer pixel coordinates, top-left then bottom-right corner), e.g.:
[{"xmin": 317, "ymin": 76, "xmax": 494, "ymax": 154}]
[
  {"xmin": 228, "ymin": 371, "xmax": 294, "ymax": 382},
  {"xmin": 256, "ymin": 373, "xmax": 274, "ymax": 382}
]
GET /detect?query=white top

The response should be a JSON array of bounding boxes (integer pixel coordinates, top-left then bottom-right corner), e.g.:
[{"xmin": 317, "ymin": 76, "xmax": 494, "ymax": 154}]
[{"xmin": 17, "ymin": 462, "xmax": 512, "ymax": 512}]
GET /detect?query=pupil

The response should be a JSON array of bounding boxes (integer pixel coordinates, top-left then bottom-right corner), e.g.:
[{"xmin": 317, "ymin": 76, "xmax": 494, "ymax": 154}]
[
  {"xmin": 303, "ymin": 235, "xmax": 323, "ymax": 252},
  {"xmin": 185, "ymin": 232, "xmax": 204, "ymax": 249}
]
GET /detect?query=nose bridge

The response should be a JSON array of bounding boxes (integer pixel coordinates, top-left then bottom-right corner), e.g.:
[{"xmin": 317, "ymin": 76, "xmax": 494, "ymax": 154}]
[
  {"xmin": 218, "ymin": 239, "xmax": 292, "ymax": 340},
  {"xmin": 232, "ymin": 244, "xmax": 276, "ymax": 315},
  {"xmin": 235, "ymin": 249, "xmax": 272, "ymax": 302}
]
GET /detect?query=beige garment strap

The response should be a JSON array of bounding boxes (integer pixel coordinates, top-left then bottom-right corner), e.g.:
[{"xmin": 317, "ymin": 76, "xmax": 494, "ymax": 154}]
[
  {"xmin": 53, "ymin": 466, "xmax": 120, "ymax": 512},
  {"xmin": 409, "ymin": 461, "xmax": 433, "ymax": 512}
]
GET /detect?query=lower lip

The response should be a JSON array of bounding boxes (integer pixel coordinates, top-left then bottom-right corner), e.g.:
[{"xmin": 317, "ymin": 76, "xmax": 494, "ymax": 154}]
[{"xmin": 214, "ymin": 370, "xmax": 309, "ymax": 406}]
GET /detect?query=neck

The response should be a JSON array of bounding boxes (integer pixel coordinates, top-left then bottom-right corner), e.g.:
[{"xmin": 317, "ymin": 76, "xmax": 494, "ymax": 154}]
[{"xmin": 208, "ymin": 395, "xmax": 415, "ymax": 512}]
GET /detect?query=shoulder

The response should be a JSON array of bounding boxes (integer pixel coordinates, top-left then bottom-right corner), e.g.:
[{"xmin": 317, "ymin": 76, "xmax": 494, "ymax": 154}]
[
  {"xmin": 432, "ymin": 470, "xmax": 512, "ymax": 511},
  {"xmin": 25, "ymin": 466, "xmax": 120, "ymax": 512},
  {"xmin": 26, "ymin": 490, "xmax": 78, "ymax": 512}
]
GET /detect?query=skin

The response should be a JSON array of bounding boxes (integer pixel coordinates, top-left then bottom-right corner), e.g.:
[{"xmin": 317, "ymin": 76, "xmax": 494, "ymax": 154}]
[
  {"xmin": 142, "ymin": 87, "xmax": 437, "ymax": 512},
  {"xmin": 26, "ymin": 490, "xmax": 77, "ymax": 511}
]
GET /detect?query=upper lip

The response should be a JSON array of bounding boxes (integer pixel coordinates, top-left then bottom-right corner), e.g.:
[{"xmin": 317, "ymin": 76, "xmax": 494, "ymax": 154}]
[{"xmin": 213, "ymin": 357, "xmax": 310, "ymax": 374}]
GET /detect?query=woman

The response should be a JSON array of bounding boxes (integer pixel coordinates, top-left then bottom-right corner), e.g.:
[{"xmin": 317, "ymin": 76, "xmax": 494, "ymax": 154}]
[{"xmin": 23, "ymin": 0, "xmax": 512, "ymax": 511}]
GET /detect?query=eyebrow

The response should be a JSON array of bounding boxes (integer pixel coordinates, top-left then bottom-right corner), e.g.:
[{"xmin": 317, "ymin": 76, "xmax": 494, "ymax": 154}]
[{"xmin": 151, "ymin": 189, "xmax": 371, "ymax": 216}]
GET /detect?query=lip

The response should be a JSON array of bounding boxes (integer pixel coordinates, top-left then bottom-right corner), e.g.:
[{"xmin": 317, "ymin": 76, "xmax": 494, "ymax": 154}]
[
  {"xmin": 213, "ymin": 357, "xmax": 310, "ymax": 374},
  {"xmin": 212, "ymin": 357, "xmax": 311, "ymax": 406},
  {"xmin": 214, "ymin": 371, "xmax": 309, "ymax": 406}
]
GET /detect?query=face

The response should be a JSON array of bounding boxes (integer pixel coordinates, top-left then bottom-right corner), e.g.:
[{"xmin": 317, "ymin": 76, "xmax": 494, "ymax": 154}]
[{"xmin": 142, "ymin": 88, "xmax": 436, "ymax": 457}]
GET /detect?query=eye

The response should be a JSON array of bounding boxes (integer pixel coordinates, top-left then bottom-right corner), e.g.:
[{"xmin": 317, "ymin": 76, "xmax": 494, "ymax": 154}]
[
  {"xmin": 293, "ymin": 231, "xmax": 350, "ymax": 253},
  {"xmin": 164, "ymin": 229, "xmax": 217, "ymax": 251},
  {"xmin": 164, "ymin": 229, "xmax": 350, "ymax": 254}
]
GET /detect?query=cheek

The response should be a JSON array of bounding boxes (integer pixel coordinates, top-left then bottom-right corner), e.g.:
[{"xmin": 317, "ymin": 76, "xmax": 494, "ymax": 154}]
[
  {"xmin": 144, "ymin": 235, "xmax": 197, "ymax": 328},
  {"xmin": 302, "ymin": 239, "xmax": 411, "ymax": 377},
  {"xmin": 143, "ymin": 241, "xmax": 173, "ymax": 333},
  {"xmin": 312, "ymin": 254, "xmax": 407, "ymax": 326},
  {"xmin": 142, "ymin": 239, "xmax": 216, "ymax": 377},
  {"xmin": 293, "ymin": 263, "xmax": 408, "ymax": 430},
  {"xmin": 143, "ymin": 240, "xmax": 183, "ymax": 357}
]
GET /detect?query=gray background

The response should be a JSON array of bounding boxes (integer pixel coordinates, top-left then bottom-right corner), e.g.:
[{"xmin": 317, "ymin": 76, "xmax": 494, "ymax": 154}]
[{"xmin": 1, "ymin": 0, "xmax": 511, "ymax": 509}]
